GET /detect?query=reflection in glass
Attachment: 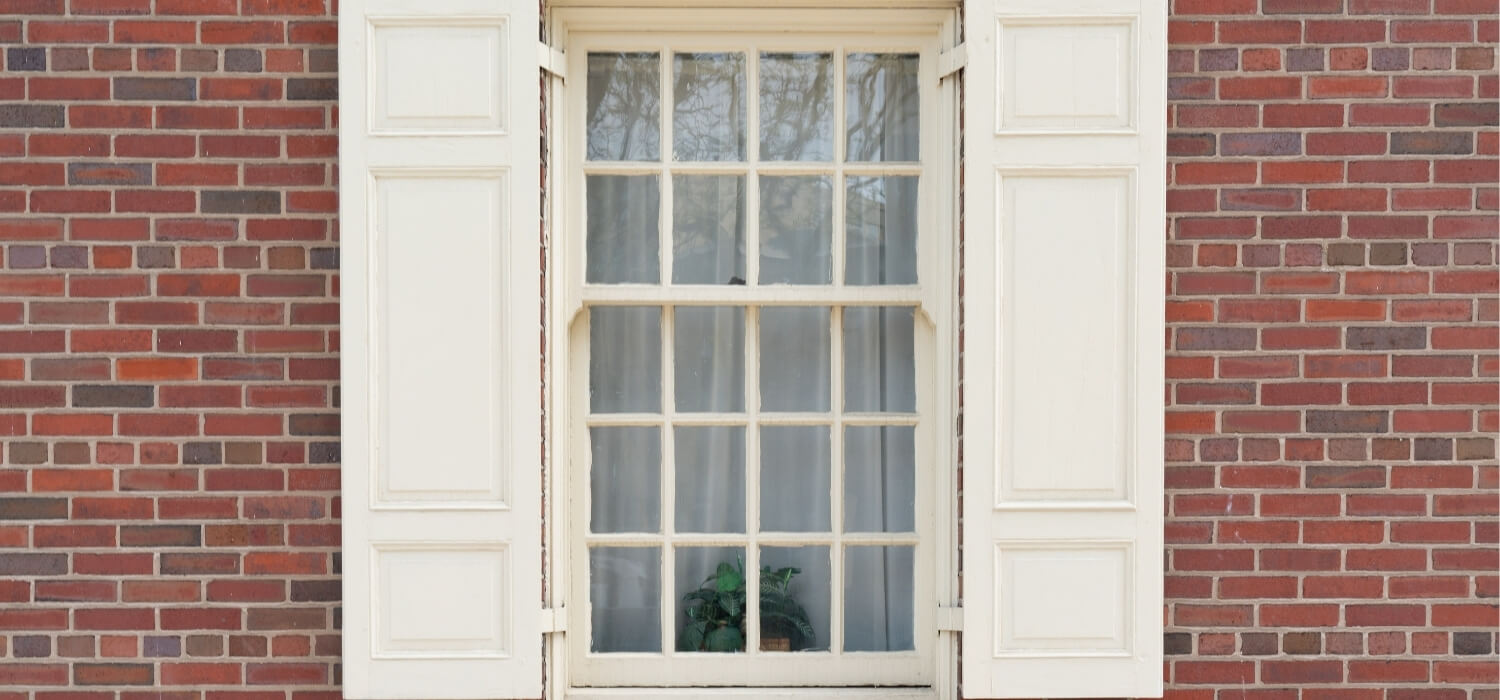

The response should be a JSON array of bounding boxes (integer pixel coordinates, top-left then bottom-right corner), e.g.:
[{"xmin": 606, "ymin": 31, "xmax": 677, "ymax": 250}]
[
  {"xmin": 586, "ymin": 175, "xmax": 659, "ymax": 284},
  {"xmin": 760, "ymin": 53, "xmax": 833, "ymax": 161},
  {"xmin": 590, "ymin": 306, "xmax": 661, "ymax": 413},
  {"xmin": 760, "ymin": 546, "xmax": 830, "ymax": 651},
  {"xmin": 846, "ymin": 176, "xmax": 919, "ymax": 285},
  {"xmin": 591, "ymin": 546, "xmax": 662, "ymax": 652},
  {"xmin": 843, "ymin": 306, "xmax": 916, "ymax": 413},
  {"xmin": 674, "ymin": 306, "xmax": 745, "ymax": 412},
  {"xmin": 760, "ymin": 306, "xmax": 831, "ymax": 412},
  {"xmin": 674, "ymin": 53, "xmax": 746, "ymax": 161},
  {"xmin": 675, "ymin": 426, "xmax": 746, "ymax": 533},
  {"xmin": 844, "ymin": 426, "xmax": 915, "ymax": 533},
  {"xmin": 675, "ymin": 546, "xmax": 745, "ymax": 652},
  {"xmin": 759, "ymin": 176, "xmax": 833, "ymax": 285},
  {"xmin": 590, "ymin": 427, "xmax": 660, "ymax": 534},
  {"xmin": 672, "ymin": 176, "xmax": 745, "ymax": 284},
  {"xmin": 846, "ymin": 54, "xmax": 920, "ymax": 162},
  {"xmin": 587, "ymin": 53, "xmax": 661, "ymax": 161},
  {"xmin": 760, "ymin": 426, "xmax": 831, "ymax": 532},
  {"xmin": 843, "ymin": 545, "xmax": 914, "ymax": 651}
]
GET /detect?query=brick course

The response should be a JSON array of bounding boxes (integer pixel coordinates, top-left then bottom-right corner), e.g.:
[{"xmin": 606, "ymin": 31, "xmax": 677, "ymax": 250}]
[{"xmin": 0, "ymin": 0, "xmax": 1496, "ymax": 698}]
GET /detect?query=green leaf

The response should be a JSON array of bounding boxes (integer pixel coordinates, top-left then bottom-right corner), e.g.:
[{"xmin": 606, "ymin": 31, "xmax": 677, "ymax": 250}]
[
  {"xmin": 705, "ymin": 625, "xmax": 744, "ymax": 652},
  {"xmin": 715, "ymin": 565, "xmax": 744, "ymax": 593}
]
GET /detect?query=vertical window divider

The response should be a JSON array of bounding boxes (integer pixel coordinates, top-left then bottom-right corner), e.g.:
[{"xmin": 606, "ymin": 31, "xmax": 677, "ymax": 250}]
[
  {"xmin": 660, "ymin": 49, "xmax": 674, "ymax": 284},
  {"xmin": 660, "ymin": 305, "xmax": 677, "ymax": 656},
  {"xmin": 744, "ymin": 45, "xmax": 762, "ymax": 656},
  {"xmin": 746, "ymin": 47, "xmax": 761, "ymax": 288},
  {"xmin": 744, "ymin": 305, "xmax": 762, "ymax": 655},
  {"xmin": 829, "ymin": 305, "xmax": 845, "ymax": 656}
]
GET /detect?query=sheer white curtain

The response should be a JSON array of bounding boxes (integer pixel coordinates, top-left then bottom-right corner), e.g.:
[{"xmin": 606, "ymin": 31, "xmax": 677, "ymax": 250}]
[{"xmin": 586, "ymin": 50, "xmax": 921, "ymax": 655}]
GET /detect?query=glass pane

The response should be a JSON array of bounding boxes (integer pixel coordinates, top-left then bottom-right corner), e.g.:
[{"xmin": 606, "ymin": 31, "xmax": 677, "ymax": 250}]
[
  {"xmin": 674, "ymin": 53, "xmax": 746, "ymax": 161},
  {"xmin": 760, "ymin": 426, "xmax": 831, "ymax": 532},
  {"xmin": 845, "ymin": 54, "xmax": 919, "ymax": 162},
  {"xmin": 590, "ymin": 546, "xmax": 662, "ymax": 652},
  {"xmin": 843, "ymin": 306, "xmax": 915, "ymax": 413},
  {"xmin": 843, "ymin": 545, "xmax": 914, "ymax": 652},
  {"xmin": 587, "ymin": 175, "xmax": 660, "ymax": 284},
  {"xmin": 759, "ymin": 175, "xmax": 832, "ymax": 285},
  {"xmin": 590, "ymin": 306, "xmax": 662, "ymax": 413},
  {"xmin": 846, "ymin": 176, "xmax": 918, "ymax": 285},
  {"xmin": 760, "ymin": 546, "xmax": 830, "ymax": 652},
  {"xmin": 672, "ymin": 175, "xmax": 746, "ymax": 285},
  {"xmin": 674, "ymin": 306, "xmax": 745, "ymax": 412},
  {"xmin": 587, "ymin": 53, "xmax": 661, "ymax": 161},
  {"xmin": 675, "ymin": 426, "xmax": 746, "ymax": 533},
  {"xmin": 759, "ymin": 52, "xmax": 833, "ymax": 162},
  {"xmin": 844, "ymin": 426, "xmax": 915, "ymax": 533},
  {"xmin": 760, "ymin": 306, "xmax": 831, "ymax": 412},
  {"xmin": 591, "ymin": 427, "xmax": 661, "ymax": 534},
  {"xmin": 674, "ymin": 546, "xmax": 746, "ymax": 652}
]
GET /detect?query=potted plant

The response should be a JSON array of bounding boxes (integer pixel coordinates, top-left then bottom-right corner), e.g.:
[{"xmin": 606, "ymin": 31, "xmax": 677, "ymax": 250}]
[{"xmin": 679, "ymin": 557, "xmax": 815, "ymax": 652}]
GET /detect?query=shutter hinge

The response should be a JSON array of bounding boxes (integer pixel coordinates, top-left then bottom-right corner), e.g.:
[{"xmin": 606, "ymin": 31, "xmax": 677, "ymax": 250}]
[
  {"xmin": 936, "ymin": 605, "xmax": 963, "ymax": 632},
  {"xmin": 938, "ymin": 43, "xmax": 966, "ymax": 81},
  {"xmin": 540, "ymin": 607, "xmax": 567, "ymax": 634},
  {"xmin": 539, "ymin": 42, "xmax": 566, "ymax": 80}
]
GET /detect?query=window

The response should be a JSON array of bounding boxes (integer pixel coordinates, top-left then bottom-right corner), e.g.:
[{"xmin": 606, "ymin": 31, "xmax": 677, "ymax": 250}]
[
  {"xmin": 339, "ymin": 0, "xmax": 1166, "ymax": 696},
  {"xmin": 560, "ymin": 19, "xmax": 949, "ymax": 688}
]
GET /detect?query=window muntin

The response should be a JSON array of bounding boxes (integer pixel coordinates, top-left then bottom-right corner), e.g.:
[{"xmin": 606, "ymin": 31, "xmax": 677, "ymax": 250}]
[{"xmin": 568, "ymin": 33, "xmax": 939, "ymax": 688}]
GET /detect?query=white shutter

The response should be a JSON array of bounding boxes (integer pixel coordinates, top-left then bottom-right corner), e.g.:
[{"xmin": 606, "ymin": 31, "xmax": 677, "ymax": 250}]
[
  {"xmin": 961, "ymin": 0, "xmax": 1165, "ymax": 697},
  {"xmin": 338, "ymin": 0, "xmax": 541, "ymax": 695}
]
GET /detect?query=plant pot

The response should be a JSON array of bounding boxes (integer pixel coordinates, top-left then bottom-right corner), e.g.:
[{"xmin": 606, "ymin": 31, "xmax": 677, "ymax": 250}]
[{"xmin": 759, "ymin": 636, "xmax": 791, "ymax": 652}]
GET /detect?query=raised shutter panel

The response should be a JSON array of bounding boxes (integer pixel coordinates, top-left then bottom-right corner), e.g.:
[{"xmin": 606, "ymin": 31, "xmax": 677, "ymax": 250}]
[
  {"xmin": 961, "ymin": 0, "xmax": 1165, "ymax": 697},
  {"xmin": 338, "ymin": 0, "xmax": 541, "ymax": 695}
]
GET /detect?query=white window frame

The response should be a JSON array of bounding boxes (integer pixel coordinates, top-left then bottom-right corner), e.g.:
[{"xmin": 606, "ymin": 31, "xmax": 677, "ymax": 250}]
[{"xmin": 543, "ymin": 6, "xmax": 961, "ymax": 698}]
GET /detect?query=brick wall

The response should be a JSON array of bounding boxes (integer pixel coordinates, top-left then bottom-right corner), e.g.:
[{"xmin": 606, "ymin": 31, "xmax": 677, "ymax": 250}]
[
  {"xmin": 1164, "ymin": 0, "xmax": 1499, "ymax": 695},
  {"xmin": 0, "ymin": 0, "xmax": 342, "ymax": 693},
  {"xmin": 0, "ymin": 1, "xmax": 1495, "ymax": 699}
]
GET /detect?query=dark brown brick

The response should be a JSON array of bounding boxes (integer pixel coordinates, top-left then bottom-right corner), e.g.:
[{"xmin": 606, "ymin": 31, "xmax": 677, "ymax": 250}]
[
  {"xmin": 0, "ymin": 104, "xmax": 65, "ymax": 128},
  {"xmin": 1307, "ymin": 466, "xmax": 1387, "ymax": 488},
  {"xmin": 1390, "ymin": 132, "xmax": 1473, "ymax": 155},
  {"xmin": 1435, "ymin": 102, "xmax": 1499, "ymax": 127},
  {"xmin": 8, "ymin": 442, "xmax": 49, "ymax": 464},
  {"xmin": 1368, "ymin": 243, "xmax": 1407, "ymax": 266},
  {"xmin": 75, "ymin": 663, "xmax": 154, "ymax": 686},
  {"xmin": 287, "ymin": 78, "xmax": 336, "ymax": 100},
  {"xmin": 1307, "ymin": 410, "xmax": 1390, "ymax": 433},
  {"xmin": 121, "ymin": 525, "xmax": 202, "ymax": 547},
  {"xmin": 1327, "ymin": 243, "xmax": 1364, "ymax": 266},
  {"xmin": 1347, "ymin": 327, "xmax": 1426, "ymax": 350},
  {"xmin": 73, "ymin": 384, "xmax": 154, "ymax": 408},
  {"xmin": 0, "ymin": 497, "xmax": 69, "ymax": 519},
  {"xmin": 1177, "ymin": 327, "xmax": 1258, "ymax": 351},
  {"xmin": 288, "ymin": 413, "xmax": 338, "ymax": 436},
  {"xmin": 1283, "ymin": 632, "xmax": 1321, "ymax": 655},
  {"xmin": 183, "ymin": 442, "xmax": 224, "ymax": 465},
  {"xmin": 225, "ymin": 441, "xmax": 263, "ymax": 464},
  {"xmin": 1413, "ymin": 438, "xmax": 1453, "ymax": 461},
  {"xmin": 289, "ymin": 580, "xmax": 339, "ymax": 602},
  {"xmin": 202, "ymin": 190, "xmax": 282, "ymax": 214},
  {"xmin": 114, "ymin": 77, "xmax": 196, "ymax": 101},
  {"xmin": 224, "ymin": 48, "xmax": 263, "ymax": 72},
  {"xmin": 68, "ymin": 162, "xmax": 152, "ymax": 186},
  {"xmin": 0, "ymin": 553, "xmax": 69, "ymax": 575},
  {"xmin": 1455, "ymin": 438, "xmax": 1496, "ymax": 460}
]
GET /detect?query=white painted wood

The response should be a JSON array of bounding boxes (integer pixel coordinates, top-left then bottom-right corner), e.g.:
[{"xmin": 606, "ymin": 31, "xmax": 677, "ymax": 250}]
[
  {"xmin": 340, "ymin": 0, "xmax": 541, "ymax": 694},
  {"xmin": 961, "ymin": 0, "xmax": 1164, "ymax": 697}
]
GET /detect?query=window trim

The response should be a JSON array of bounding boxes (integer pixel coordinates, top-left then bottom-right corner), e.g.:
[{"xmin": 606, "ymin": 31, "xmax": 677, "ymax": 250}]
[{"xmin": 543, "ymin": 6, "xmax": 961, "ymax": 697}]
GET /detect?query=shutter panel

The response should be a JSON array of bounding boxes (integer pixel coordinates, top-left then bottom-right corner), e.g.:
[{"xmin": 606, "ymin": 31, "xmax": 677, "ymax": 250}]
[
  {"xmin": 338, "ymin": 0, "xmax": 541, "ymax": 695},
  {"xmin": 961, "ymin": 0, "xmax": 1165, "ymax": 697}
]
